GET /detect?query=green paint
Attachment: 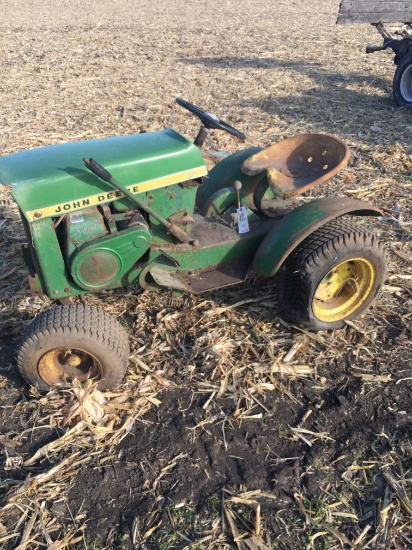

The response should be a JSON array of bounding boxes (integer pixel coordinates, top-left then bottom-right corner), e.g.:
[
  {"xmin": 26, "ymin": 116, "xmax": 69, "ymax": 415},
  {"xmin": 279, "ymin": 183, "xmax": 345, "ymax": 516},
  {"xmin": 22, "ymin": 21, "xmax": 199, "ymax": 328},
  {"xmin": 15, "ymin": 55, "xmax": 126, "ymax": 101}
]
[
  {"xmin": 30, "ymin": 219, "xmax": 80, "ymax": 298},
  {"xmin": 147, "ymin": 183, "xmax": 198, "ymax": 242},
  {"xmin": 196, "ymin": 146, "xmax": 263, "ymax": 208},
  {"xmin": 71, "ymin": 224, "xmax": 151, "ymax": 291},
  {"xmin": 200, "ymin": 187, "xmax": 238, "ymax": 217},
  {"xmin": 1, "ymin": 129, "xmax": 205, "ymax": 218},
  {"xmin": 1, "ymin": 124, "xmax": 382, "ymax": 304},
  {"xmin": 253, "ymin": 196, "xmax": 382, "ymax": 277}
]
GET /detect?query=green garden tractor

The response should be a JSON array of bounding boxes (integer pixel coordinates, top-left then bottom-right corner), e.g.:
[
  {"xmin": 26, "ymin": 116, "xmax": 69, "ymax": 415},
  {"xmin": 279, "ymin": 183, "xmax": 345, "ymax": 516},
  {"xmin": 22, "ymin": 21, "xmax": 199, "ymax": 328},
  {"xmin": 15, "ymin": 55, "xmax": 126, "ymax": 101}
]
[{"xmin": 0, "ymin": 99, "xmax": 386, "ymax": 391}]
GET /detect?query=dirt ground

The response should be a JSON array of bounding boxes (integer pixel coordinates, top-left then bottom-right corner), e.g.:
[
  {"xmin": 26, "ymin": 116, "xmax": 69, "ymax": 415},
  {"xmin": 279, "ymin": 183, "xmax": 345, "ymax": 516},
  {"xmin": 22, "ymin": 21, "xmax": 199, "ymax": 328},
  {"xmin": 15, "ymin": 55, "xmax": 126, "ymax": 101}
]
[{"xmin": 1, "ymin": 1, "xmax": 412, "ymax": 548}]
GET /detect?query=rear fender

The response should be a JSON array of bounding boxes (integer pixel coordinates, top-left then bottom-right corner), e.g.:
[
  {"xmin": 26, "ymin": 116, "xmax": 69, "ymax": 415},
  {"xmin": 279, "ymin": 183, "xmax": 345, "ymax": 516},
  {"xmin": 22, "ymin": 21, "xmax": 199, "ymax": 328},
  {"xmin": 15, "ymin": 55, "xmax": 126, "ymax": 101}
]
[{"xmin": 253, "ymin": 196, "xmax": 382, "ymax": 277}]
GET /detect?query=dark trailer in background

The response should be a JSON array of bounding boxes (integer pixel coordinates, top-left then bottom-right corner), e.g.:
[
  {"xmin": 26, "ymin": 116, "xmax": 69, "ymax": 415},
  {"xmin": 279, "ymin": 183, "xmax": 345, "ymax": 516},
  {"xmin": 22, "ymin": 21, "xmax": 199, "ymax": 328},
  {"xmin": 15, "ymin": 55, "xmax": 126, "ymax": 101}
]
[{"xmin": 337, "ymin": 0, "xmax": 412, "ymax": 107}]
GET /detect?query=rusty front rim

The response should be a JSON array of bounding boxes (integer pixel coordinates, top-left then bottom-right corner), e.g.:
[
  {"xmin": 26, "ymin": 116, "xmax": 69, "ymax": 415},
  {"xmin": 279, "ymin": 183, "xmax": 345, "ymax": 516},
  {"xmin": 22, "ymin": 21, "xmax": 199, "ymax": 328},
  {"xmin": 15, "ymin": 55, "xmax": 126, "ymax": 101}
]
[
  {"xmin": 38, "ymin": 348, "xmax": 103, "ymax": 386},
  {"xmin": 312, "ymin": 258, "xmax": 375, "ymax": 323}
]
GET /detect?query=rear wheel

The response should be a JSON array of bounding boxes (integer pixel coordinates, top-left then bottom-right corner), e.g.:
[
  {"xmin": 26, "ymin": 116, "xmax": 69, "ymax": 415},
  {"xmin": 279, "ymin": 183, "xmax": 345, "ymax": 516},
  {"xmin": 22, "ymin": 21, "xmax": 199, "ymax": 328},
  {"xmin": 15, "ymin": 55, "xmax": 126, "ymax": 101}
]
[
  {"xmin": 18, "ymin": 304, "xmax": 129, "ymax": 391},
  {"xmin": 277, "ymin": 219, "xmax": 386, "ymax": 331},
  {"xmin": 393, "ymin": 52, "xmax": 412, "ymax": 108}
]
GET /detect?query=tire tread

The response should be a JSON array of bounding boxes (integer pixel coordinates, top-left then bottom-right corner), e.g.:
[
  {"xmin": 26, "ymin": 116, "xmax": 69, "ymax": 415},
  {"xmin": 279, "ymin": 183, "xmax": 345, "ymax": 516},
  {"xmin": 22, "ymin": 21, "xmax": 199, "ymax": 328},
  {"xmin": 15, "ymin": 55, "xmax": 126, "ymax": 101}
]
[
  {"xmin": 17, "ymin": 304, "xmax": 129, "ymax": 390},
  {"xmin": 277, "ymin": 219, "xmax": 386, "ymax": 330}
]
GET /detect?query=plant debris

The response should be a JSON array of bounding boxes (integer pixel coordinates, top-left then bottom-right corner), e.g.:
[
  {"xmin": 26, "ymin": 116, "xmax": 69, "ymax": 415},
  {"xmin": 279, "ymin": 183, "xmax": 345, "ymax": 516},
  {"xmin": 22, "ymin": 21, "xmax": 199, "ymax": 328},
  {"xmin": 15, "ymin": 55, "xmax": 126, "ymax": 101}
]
[{"xmin": 1, "ymin": 1, "xmax": 412, "ymax": 548}]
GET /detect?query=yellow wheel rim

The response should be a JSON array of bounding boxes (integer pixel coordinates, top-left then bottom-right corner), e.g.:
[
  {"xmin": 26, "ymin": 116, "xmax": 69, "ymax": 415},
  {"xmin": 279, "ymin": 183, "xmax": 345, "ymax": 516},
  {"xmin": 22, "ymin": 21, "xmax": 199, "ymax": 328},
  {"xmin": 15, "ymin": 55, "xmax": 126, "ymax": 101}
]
[
  {"xmin": 312, "ymin": 258, "xmax": 375, "ymax": 323},
  {"xmin": 38, "ymin": 348, "xmax": 102, "ymax": 386}
]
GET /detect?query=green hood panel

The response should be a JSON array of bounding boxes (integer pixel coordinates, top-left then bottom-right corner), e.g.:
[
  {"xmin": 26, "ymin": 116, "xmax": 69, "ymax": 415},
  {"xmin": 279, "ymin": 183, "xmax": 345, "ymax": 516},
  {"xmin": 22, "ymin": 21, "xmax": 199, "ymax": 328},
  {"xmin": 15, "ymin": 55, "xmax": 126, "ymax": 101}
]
[{"xmin": 0, "ymin": 129, "xmax": 207, "ymax": 220}]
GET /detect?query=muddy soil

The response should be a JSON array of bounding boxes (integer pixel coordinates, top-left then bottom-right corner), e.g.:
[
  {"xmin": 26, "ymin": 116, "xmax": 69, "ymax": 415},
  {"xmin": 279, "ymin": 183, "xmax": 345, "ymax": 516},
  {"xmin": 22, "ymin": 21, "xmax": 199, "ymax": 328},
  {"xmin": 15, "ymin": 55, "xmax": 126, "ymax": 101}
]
[{"xmin": 1, "ymin": 1, "xmax": 412, "ymax": 549}]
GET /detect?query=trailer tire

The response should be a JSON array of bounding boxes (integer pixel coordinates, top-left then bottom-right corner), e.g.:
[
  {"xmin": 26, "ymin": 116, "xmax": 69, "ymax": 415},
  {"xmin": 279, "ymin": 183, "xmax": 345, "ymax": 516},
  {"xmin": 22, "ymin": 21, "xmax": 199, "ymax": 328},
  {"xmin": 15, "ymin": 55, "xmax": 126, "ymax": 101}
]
[
  {"xmin": 393, "ymin": 52, "xmax": 412, "ymax": 108},
  {"xmin": 276, "ymin": 219, "xmax": 386, "ymax": 331},
  {"xmin": 18, "ymin": 304, "xmax": 130, "ymax": 391}
]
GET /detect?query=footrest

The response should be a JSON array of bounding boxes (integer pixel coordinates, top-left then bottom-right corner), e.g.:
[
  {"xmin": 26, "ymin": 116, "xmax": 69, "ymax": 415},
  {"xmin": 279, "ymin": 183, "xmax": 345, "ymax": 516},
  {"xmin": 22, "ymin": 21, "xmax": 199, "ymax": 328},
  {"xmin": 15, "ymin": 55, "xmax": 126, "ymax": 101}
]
[{"xmin": 150, "ymin": 264, "xmax": 249, "ymax": 294}]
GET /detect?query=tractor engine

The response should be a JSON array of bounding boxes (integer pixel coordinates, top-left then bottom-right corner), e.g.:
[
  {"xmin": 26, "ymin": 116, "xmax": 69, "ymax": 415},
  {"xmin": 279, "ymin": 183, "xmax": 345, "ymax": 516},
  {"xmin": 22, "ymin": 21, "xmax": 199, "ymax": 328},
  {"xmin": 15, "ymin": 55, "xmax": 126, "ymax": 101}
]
[{"xmin": 61, "ymin": 206, "xmax": 151, "ymax": 292}]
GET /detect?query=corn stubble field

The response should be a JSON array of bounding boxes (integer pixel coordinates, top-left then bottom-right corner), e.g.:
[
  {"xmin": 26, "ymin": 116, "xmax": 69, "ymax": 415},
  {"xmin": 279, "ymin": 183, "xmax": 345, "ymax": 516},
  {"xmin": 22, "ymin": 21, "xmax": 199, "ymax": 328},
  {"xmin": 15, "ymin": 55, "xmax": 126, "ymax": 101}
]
[{"xmin": 1, "ymin": 0, "xmax": 412, "ymax": 548}]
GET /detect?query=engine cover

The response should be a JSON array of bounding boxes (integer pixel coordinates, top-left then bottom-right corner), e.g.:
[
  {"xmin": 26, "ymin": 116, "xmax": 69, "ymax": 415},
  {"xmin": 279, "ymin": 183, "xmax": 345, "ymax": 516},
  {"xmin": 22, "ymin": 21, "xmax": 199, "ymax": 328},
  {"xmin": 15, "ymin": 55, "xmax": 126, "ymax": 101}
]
[
  {"xmin": 70, "ymin": 223, "xmax": 151, "ymax": 291},
  {"xmin": 64, "ymin": 208, "xmax": 108, "ymax": 262}
]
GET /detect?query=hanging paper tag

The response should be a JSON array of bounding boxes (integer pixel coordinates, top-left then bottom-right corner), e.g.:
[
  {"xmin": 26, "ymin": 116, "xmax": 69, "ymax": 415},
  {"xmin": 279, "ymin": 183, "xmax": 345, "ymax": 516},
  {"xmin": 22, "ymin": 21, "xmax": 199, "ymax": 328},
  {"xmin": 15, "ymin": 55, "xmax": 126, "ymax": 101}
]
[
  {"xmin": 70, "ymin": 213, "xmax": 84, "ymax": 224},
  {"xmin": 237, "ymin": 206, "xmax": 249, "ymax": 234}
]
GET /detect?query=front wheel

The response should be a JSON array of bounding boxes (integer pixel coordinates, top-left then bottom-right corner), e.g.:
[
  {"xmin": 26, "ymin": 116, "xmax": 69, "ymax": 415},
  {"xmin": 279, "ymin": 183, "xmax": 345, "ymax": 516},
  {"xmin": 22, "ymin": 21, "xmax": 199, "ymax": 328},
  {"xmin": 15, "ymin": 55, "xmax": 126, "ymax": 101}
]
[
  {"xmin": 393, "ymin": 52, "xmax": 412, "ymax": 108},
  {"xmin": 18, "ymin": 304, "xmax": 130, "ymax": 391},
  {"xmin": 277, "ymin": 219, "xmax": 386, "ymax": 331}
]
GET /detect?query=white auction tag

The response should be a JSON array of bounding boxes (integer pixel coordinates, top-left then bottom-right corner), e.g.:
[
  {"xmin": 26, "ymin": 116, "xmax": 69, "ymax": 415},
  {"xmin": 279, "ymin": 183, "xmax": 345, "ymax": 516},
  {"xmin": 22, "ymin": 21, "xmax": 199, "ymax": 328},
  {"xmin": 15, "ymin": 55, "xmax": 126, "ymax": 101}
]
[
  {"xmin": 237, "ymin": 206, "xmax": 249, "ymax": 234},
  {"xmin": 70, "ymin": 213, "xmax": 84, "ymax": 224}
]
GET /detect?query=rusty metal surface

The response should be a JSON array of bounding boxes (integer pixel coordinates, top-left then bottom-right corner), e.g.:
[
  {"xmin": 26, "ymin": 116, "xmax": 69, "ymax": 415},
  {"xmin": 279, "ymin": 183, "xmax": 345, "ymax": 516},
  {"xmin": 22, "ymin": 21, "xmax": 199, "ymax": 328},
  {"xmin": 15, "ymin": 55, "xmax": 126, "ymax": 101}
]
[
  {"xmin": 188, "ymin": 214, "xmax": 241, "ymax": 249},
  {"xmin": 38, "ymin": 348, "xmax": 102, "ymax": 386},
  {"xmin": 150, "ymin": 266, "xmax": 191, "ymax": 291},
  {"xmin": 150, "ymin": 261, "xmax": 250, "ymax": 293},
  {"xmin": 241, "ymin": 134, "xmax": 350, "ymax": 199},
  {"xmin": 64, "ymin": 207, "xmax": 107, "ymax": 263},
  {"xmin": 167, "ymin": 210, "xmax": 195, "ymax": 237},
  {"xmin": 28, "ymin": 274, "xmax": 44, "ymax": 296},
  {"xmin": 142, "ymin": 214, "xmax": 275, "ymax": 292},
  {"xmin": 185, "ymin": 263, "xmax": 250, "ymax": 293},
  {"xmin": 70, "ymin": 224, "xmax": 151, "ymax": 290}
]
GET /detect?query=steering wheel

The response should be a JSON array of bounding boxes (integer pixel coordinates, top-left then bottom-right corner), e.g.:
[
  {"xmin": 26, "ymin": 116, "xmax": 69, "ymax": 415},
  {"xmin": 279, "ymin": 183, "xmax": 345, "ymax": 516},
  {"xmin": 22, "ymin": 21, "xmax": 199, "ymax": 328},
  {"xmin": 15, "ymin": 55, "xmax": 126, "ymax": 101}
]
[{"xmin": 176, "ymin": 98, "xmax": 246, "ymax": 141}]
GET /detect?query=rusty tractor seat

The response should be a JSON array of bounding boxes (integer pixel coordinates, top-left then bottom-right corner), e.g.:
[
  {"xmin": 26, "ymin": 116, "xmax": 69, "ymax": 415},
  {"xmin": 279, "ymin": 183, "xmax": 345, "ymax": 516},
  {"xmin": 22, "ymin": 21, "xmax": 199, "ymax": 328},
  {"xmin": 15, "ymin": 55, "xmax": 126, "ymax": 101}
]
[{"xmin": 241, "ymin": 134, "xmax": 350, "ymax": 199}]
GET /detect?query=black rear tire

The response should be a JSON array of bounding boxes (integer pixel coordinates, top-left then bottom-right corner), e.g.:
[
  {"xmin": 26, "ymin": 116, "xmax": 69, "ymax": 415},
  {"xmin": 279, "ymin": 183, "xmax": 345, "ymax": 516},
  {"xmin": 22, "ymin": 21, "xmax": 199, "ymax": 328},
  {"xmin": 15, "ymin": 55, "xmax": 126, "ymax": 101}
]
[
  {"xmin": 277, "ymin": 219, "xmax": 386, "ymax": 331},
  {"xmin": 18, "ymin": 304, "xmax": 130, "ymax": 391},
  {"xmin": 393, "ymin": 52, "xmax": 412, "ymax": 108}
]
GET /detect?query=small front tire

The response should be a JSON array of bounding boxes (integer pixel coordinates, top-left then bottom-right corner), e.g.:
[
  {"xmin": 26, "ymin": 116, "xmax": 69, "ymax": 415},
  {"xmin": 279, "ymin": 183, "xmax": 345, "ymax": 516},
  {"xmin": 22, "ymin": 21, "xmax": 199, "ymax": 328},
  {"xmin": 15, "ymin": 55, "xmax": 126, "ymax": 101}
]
[
  {"xmin": 277, "ymin": 219, "xmax": 386, "ymax": 331},
  {"xmin": 18, "ymin": 304, "xmax": 130, "ymax": 391}
]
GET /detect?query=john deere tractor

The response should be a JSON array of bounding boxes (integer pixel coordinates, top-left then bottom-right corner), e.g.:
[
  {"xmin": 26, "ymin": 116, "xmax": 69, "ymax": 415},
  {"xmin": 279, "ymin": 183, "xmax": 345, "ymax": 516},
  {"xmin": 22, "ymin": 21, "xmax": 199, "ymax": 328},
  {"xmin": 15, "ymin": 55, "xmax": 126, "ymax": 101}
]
[{"xmin": 0, "ymin": 99, "xmax": 386, "ymax": 391}]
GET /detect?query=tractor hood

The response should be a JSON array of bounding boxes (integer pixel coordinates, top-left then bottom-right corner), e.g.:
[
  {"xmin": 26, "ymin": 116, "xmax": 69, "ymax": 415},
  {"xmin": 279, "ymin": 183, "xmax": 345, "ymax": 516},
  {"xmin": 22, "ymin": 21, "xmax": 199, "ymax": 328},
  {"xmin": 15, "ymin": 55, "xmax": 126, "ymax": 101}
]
[{"xmin": 0, "ymin": 129, "xmax": 207, "ymax": 221}]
